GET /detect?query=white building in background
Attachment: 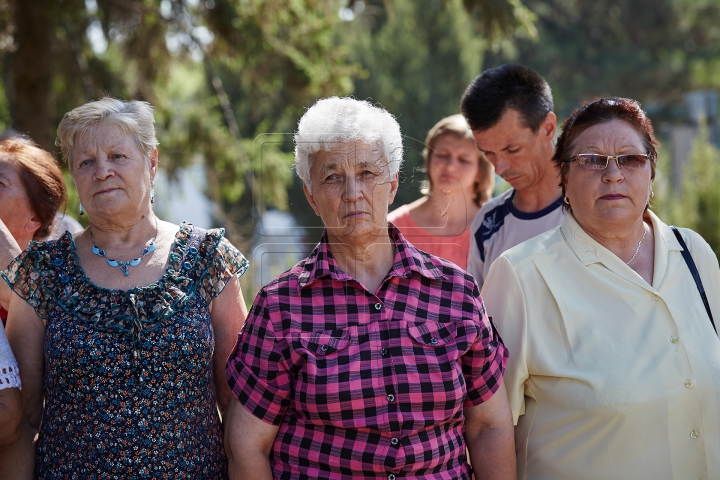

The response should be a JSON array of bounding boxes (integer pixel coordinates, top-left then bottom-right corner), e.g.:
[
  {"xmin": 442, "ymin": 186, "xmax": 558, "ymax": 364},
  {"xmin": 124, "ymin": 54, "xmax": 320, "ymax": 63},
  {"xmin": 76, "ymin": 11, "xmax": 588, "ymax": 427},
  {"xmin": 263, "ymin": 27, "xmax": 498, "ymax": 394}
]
[
  {"xmin": 153, "ymin": 165, "xmax": 216, "ymax": 229},
  {"xmin": 251, "ymin": 210, "xmax": 310, "ymax": 292},
  {"xmin": 154, "ymin": 164, "xmax": 309, "ymax": 294}
]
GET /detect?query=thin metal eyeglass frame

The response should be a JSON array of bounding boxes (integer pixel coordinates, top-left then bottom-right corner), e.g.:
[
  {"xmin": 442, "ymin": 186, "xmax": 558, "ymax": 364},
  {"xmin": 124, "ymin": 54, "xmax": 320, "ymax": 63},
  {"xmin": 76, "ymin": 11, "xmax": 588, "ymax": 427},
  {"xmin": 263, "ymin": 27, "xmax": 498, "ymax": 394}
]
[{"xmin": 563, "ymin": 153, "xmax": 652, "ymax": 170}]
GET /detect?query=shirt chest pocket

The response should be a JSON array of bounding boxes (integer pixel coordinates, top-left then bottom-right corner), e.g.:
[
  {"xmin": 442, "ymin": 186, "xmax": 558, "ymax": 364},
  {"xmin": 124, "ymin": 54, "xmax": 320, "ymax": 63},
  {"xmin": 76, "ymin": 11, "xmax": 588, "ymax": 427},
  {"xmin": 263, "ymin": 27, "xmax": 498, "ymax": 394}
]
[
  {"xmin": 407, "ymin": 321, "xmax": 458, "ymax": 347},
  {"xmin": 297, "ymin": 329, "xmax": 351, "ymax": 356},
  {"xmin": 291, "ymin": 328, "xmax": 355, "ymax": 382},
  {"xmin": 401, "ymin": 321, "xmax": 469, "ymax": 413},
  {"xmin": 405, "ymin": 321, "xmax": 478, "ymax": 373}
]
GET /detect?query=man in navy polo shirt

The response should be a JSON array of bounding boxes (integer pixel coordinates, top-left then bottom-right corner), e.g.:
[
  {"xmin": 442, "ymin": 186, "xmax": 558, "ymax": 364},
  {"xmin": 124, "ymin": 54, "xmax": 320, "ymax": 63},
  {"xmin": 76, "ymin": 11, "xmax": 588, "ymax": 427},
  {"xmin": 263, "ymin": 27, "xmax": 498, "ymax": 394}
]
[{"xmin": 461, "ymin": 64, "xmax": 564, "ymax": 289}]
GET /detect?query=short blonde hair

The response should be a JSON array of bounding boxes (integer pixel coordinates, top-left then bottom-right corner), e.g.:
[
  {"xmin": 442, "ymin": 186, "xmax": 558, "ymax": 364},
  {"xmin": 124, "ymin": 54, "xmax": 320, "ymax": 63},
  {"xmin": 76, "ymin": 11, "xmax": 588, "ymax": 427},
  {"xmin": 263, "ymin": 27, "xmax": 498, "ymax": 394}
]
[
  {"xmin": 422, "ymin": 114, "xmax": 494, "ymax": 207},
  {"xmin": 56, "ymin": 97, "xmax": 159, "ymax": 166},
  {"xmin": 294, "ymin": 97, "xmax": 403, "ymax": 190}
]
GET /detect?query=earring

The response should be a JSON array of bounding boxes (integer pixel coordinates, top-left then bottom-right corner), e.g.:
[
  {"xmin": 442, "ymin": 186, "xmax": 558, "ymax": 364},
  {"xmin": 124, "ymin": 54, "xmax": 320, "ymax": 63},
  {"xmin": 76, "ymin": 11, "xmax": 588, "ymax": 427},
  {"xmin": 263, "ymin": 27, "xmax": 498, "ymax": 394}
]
[
  {"xmin": 150, "ymin": 181, "xmax": 155, "ymax": 204},
  {"xmin": 649, "ymin": 190, "xmax": 654, "ymax": 200},
  {"xmin": 79, "ymin": 203, "xmax": 85, "ymax": 216},
  {"xmin": 564, "ymin": 196, "xmax": 570, "ymax": 205}
]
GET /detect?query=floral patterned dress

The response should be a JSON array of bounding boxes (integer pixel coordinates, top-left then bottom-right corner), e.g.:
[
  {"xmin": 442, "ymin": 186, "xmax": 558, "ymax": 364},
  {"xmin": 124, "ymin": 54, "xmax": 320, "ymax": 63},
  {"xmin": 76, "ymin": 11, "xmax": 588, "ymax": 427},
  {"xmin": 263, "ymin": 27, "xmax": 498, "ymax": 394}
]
[{"xmin": 2, "ymin": 222, "xmax": 248, "ymax": 479}]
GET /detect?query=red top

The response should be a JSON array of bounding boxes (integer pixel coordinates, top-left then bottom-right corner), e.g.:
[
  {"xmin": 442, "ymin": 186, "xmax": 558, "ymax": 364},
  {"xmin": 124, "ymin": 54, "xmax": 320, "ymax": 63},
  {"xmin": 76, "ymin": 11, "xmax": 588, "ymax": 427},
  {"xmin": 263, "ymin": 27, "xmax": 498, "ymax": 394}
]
[
  {"xmin": 0, "ymin": 306, "xmax": 7, "ymax": 326},
  {"xmin": 387, "ymin": 204, "xmax": 472, "ymax": 270}
]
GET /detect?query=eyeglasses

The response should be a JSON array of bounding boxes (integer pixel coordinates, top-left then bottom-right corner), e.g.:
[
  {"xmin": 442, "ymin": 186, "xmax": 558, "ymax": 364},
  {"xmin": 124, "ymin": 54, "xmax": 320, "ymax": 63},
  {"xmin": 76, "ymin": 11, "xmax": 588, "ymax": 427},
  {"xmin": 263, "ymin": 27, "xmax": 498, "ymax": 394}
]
[{"xmin": 564, "ymin": 153, "xmax": 652, "ymax": 171}]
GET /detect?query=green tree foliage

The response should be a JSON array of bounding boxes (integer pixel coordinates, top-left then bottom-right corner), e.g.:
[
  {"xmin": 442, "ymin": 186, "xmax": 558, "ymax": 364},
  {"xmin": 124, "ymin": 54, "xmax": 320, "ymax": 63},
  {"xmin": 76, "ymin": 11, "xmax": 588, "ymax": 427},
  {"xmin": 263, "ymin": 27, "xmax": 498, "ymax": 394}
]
[
  {"xmin": 483, "ymin": 0, "xmax": 720, "ymax": 119},
  {"xmin": 654, "ymin": 124, "xmax": 720, "ymax": 256},
  {"xmin": 1, "ymin": 0, "xmax": 718, "ymax": 246},
  {"xmin": 0, "ymin": 0, "xmax": 532, "ymax": 245},
  {"xmin": 337, "ymin": 0, "xmax": 487, "ymax": 208},
  {"xmin": 272, "ymin": 0, "xmax": 539, "ymax": 230},
  {"xmin": 480, "ymin": 0, "xmax": 720, "ymax": 260},
  {"xmin": 458, "ymin": 0, "xmax": 538, "ymax": 44},
  {"xmin": 0, "ymin": 0, "xmax": 359, "ymax": 247}
]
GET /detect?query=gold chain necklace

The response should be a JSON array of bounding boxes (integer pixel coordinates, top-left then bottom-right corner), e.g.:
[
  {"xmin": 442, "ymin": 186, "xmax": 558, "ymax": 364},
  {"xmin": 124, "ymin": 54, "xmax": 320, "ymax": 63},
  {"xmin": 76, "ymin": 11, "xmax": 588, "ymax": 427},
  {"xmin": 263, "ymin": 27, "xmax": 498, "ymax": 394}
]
[{"xmin": 626, "ymin": 228, "xmax": 647, "ymax": 265}]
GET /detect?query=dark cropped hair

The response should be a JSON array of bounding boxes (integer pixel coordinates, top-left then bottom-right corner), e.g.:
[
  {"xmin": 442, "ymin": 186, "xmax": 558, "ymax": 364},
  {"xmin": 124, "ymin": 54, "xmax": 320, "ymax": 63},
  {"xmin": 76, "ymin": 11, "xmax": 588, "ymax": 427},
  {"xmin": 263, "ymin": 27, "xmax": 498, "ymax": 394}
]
[
  {"xmin": 0, "ymin": 138, "xmax": 67, "ymax": 239},
  {"xmin": 461, "ymin": 64, "xmax": 554, "ymax": 133},
  {"xmin": 552, "ymin": 97, "xmax": 660, "ymax": 207}
]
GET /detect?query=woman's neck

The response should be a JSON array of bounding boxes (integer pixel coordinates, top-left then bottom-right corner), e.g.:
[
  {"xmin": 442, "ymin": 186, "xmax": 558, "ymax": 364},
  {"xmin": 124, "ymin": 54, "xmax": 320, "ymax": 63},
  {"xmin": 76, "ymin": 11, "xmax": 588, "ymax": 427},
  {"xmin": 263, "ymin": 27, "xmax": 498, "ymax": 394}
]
[
  {"xmin": 575, "ymin": 213, "xmax": 652, "ymax": 263},
  {"xmin": 407, "ymin": 189, "xmax": 480, "ymax": 234},
  {"xmin": 86, "ymin": 212, "xmax": 158, "ymax": 251},
  {"xmin": 326, "ymin": 230, "xmax": 396, "ymax": 294},
  {"xmin": 15, "ymin": 232, "xmax": 34, "ymax": 250}
]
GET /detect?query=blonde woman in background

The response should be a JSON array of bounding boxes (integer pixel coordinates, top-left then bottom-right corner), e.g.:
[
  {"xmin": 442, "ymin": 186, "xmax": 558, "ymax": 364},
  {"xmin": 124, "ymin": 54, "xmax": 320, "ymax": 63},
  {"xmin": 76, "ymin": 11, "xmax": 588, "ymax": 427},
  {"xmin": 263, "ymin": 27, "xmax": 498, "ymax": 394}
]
[{"xmin": 388, "ymin": 114, "xmax": 494, "ymax": 270}]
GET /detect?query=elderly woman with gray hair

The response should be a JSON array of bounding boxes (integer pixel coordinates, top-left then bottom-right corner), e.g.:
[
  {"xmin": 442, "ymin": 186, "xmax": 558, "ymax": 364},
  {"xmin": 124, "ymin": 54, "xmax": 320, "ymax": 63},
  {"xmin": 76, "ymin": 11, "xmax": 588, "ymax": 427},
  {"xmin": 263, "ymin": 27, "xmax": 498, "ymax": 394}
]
[
  {"xmin": 224, "ymin": 97, "xmax": 515, "ymax": 480},
  {"xmin": 1, "ymin": 98, "xmax": 249, "ymax": 478}
]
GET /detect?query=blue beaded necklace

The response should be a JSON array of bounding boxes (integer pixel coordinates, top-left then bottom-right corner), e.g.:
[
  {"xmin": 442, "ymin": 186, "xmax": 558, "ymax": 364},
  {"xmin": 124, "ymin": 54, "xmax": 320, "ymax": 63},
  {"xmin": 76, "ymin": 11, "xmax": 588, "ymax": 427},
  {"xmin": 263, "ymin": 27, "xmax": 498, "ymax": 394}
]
[{"xmin": 89, "ymin": 219, "xmax": 158, "ymax": 276}]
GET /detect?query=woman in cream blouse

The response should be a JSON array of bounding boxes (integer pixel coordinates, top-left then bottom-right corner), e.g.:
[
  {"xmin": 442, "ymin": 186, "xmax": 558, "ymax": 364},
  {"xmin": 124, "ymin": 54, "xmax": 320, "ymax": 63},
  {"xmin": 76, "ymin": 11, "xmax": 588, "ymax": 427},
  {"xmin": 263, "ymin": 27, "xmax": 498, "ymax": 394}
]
[{"xmin": 482, "ymin": 97, "xmax": 720, "ymax": 480}]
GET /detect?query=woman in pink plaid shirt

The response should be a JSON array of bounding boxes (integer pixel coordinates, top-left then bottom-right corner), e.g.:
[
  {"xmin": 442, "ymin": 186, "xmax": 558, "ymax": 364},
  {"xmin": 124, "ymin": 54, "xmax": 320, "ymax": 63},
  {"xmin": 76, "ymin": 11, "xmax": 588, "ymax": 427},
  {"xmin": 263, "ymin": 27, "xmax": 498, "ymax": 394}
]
[{"xmin": 225, "ymin": 97, "xmax": 515, "ymax": 480}]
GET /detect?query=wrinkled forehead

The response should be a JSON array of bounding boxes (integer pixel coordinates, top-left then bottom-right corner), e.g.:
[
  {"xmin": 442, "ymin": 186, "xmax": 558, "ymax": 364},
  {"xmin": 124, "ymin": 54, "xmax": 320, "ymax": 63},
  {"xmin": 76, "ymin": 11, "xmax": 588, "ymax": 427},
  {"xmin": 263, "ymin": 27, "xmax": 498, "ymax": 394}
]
[
  {"xmin": 311, "ymin": 141, "xmax": 388, "ymax": 173},
  {"xmin": 569, "ymin": 119, "xmax": 647, "ymax": 154},
  {"xmin": 70, "ymin": 121, "xmax": 143, "ymax": 159},
  {"xmin": 76, "ymin": 122, "xmax": 128, "ymax": 147}
]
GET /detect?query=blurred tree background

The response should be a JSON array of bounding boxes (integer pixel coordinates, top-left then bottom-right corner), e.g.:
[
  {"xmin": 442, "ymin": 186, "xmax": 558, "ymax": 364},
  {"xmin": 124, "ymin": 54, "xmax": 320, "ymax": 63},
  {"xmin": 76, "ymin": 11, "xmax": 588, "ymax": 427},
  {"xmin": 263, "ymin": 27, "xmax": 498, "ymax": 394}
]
[
  {"xmin": 0, "ymin": 0, "xmax": 529, "ymax": 237},
  {"xmin": 0, "ymin": 0, "xmax": 362, "ymax": 242},
  {"xmin": 480, "ymin": 0, "xmax": 720, "ymax": 256},
  {"xmin": 0, "ymin": 0, "xmax": 719, "ymax": 294}
]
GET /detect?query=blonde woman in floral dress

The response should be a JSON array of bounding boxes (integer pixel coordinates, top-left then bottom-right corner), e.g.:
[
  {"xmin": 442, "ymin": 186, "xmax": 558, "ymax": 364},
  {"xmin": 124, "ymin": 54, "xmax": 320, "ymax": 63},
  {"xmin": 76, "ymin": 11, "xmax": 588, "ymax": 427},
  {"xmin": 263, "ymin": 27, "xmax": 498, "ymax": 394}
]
[{"xmin": 0, "ymin": 98, "xmax": 249, "ymax": 479}]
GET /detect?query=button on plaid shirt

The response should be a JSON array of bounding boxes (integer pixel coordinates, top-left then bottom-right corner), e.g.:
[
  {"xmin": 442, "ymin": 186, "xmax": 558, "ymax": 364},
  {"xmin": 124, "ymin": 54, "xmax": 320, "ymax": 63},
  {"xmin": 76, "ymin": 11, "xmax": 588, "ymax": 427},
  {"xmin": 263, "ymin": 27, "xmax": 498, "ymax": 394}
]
[{"xmin": 226, "ymin": 225, "xmax": 508, "ymax": 479}]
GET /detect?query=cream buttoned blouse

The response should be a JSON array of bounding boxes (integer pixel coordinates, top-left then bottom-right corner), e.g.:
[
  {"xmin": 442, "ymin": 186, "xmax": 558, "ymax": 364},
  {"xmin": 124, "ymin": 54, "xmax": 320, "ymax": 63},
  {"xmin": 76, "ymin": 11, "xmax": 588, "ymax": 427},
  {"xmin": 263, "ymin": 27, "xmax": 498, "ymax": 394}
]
[{"xmin": 482, "ymin": 211, "xmax": 720, "ymax": 480}]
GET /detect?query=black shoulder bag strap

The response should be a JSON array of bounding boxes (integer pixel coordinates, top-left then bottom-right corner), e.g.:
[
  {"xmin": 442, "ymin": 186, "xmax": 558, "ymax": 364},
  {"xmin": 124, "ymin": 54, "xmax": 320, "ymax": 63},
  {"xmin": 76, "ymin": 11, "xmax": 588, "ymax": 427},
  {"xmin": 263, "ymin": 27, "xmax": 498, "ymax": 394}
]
[{"xmin": 670, "ymin": 226, "xmax": 716, "ymax": 333}]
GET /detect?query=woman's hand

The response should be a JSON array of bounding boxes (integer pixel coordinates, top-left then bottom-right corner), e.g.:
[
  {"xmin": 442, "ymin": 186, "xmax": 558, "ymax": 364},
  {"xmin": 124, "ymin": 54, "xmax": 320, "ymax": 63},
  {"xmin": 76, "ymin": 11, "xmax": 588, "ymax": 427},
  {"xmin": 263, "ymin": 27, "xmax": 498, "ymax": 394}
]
[
  {"xmin": 224, "ymin": 397, "xmax": 278, "ymax": 480},
  {"xmin": 209, "ymin": 275, "xmax": 247, "ymax": 416},
  {"xmin": 0, "ymin": 295, "xmax": 46, "ymax": 480},
  {"xmin": 464, "ymin": 381, "xmax": 517, "ymax": 480}
]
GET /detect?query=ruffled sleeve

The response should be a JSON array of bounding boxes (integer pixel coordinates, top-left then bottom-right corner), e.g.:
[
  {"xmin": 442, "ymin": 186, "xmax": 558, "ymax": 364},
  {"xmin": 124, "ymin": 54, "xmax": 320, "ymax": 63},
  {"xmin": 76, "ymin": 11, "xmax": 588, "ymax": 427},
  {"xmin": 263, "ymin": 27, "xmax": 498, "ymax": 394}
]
[
  {"xmin": 198, "ymin": 232, "xmax": 249, "ymax": 304},
  {"xmin": 1, "ymin": 241, "xmax": 57, "ymax": 320}
]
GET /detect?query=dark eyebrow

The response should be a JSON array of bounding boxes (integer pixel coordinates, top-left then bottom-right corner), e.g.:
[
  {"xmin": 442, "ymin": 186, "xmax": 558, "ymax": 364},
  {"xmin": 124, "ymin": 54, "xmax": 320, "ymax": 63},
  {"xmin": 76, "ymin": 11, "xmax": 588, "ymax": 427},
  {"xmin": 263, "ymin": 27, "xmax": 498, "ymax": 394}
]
[
  {"xmin": 583, "ymin": 144, "xmax": 642, "ymax": 152},
  {"xmin": 477, "ymin": 143, "xmax": 519, "ymax": 155},
  {"xmin": 501, "ymin": 143, "xmax": 521, "ymax": 152}
]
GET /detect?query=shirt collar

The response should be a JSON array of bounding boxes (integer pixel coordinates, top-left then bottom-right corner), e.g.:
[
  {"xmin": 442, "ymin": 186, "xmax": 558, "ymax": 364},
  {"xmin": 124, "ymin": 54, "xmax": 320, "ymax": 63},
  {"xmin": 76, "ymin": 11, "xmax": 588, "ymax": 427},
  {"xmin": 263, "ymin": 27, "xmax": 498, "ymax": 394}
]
[
  {"xmin": 508, "ymin": 190, "xmax": 565, "ymax": 220},
  {"xmin": 560, "ymin": 210, "xmax": 681, "ymax": 290},
  {"xmin": 297, "ymin": 223, "xmax": 445, "ymax": 290}
]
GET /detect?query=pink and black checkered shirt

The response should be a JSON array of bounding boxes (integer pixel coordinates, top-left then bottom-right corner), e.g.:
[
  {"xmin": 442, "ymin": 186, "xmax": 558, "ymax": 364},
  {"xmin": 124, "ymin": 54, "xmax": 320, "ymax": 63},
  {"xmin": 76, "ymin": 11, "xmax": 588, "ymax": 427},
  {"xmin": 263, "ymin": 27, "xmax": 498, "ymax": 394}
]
[{"xmin": 226, "ymin": 225, "xmax": 508, "ymax": 479}]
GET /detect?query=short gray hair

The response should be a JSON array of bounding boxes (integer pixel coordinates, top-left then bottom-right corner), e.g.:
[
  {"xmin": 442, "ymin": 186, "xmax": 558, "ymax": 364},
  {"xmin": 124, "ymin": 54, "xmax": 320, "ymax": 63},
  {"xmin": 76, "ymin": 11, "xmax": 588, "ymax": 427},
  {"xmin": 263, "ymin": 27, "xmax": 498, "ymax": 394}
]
[
  {"xmin": 294, "ymin": 97, "xmax": 403, "ymax": 189},
  {"xmin": 56, "ymin": 97, "xmax": 159, "ymax": 166}
]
